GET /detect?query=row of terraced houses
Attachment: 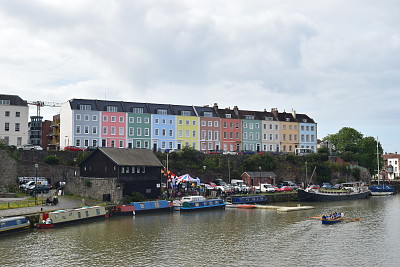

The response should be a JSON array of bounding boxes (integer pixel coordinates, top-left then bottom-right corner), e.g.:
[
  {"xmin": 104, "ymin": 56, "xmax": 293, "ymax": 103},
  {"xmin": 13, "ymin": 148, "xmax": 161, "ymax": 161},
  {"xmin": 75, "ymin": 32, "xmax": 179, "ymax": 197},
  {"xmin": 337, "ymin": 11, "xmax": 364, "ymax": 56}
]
[{"xmin": 59, "ymin": 99, "xmax": 317, "ymax": 153}]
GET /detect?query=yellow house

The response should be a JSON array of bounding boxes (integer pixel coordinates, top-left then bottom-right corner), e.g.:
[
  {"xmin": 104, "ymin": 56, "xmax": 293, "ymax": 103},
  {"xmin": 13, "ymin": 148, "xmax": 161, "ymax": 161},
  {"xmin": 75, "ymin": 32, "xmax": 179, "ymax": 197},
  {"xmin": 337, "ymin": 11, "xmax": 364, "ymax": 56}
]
[
  {"xmin": 278, "ymin": 112, "xmax": 299, "ymax": 153},
  {"xmin": 176, "ymin": 115, "xmax": 199, "ymax": 150}
]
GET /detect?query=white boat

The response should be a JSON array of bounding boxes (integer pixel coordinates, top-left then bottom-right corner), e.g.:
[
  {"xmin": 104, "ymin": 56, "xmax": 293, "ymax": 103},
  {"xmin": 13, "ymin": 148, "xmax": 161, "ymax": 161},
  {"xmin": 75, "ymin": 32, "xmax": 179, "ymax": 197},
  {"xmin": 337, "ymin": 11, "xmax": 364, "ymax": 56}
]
[{"xmin": 172, "ymin": 196, "xmax": 207, "ymax": 211}]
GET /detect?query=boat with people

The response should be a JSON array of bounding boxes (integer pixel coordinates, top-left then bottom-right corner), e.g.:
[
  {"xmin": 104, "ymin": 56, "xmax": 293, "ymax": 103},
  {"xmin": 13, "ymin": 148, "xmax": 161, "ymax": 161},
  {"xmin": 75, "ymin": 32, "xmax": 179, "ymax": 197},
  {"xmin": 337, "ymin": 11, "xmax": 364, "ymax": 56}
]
[
  {"xmin": 297, "ymin": 182, "xmax": 371, "ymax": 201},
  {"xmin": 0, "ymin": 216, "xmax": 30, "ymax": 235},
  {"xmin": 226, "ymin": 195, "xmax": 268, "ymax": 204},
  {"xmin": 173, "ymin": 196, "xmax": 225, "ymax": 211},
  {"xmin": 36, "ymin": 206, "xmax": 109, "ymax": 229},
  {"xmin": 321, "ymin": 212, "xmax": 345, "ymax": 224}
]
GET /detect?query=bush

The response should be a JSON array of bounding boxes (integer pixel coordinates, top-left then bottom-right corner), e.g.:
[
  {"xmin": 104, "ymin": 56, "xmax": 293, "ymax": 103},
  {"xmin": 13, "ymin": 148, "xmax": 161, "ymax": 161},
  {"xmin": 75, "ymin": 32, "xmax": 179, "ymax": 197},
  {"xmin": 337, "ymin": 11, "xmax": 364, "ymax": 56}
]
[
  {"xmin": 124, "ymin": 192, "xmax": 146, "ymax": 203},
  {"xmin": 44, "ymin": 155, "xmax": 60, "ymax": 165}
]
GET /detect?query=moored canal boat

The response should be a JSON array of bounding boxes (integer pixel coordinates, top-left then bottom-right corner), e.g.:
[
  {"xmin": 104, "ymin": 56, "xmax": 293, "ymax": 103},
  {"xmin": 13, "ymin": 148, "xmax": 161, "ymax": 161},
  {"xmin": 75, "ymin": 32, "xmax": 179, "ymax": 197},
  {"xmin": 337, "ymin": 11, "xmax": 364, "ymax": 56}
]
[
  {"xmin": 36, "ymin": 206, "xmax": 109, "ymax": 229},
  {"xmin": 227, "ymin": 195, "xmax": 268, "ymax": 204},
  {"xmin": 0, "ymin": 216, "xmax": 30, "ymax": 235},
  {"xmin": 173, "ymin": 196, "xmax": 226, "ymax": 211},
  {"xmin": 113, "ymin": 200, "xmax": 173, "ymax": 215}
]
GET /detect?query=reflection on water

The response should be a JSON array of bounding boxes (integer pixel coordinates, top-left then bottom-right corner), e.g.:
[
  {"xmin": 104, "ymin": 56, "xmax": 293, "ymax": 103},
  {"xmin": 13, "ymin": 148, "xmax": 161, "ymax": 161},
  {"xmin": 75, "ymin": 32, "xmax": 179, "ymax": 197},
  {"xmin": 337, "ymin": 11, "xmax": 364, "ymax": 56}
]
[{"xmin": 1, "ymin": 196, "xmax": 400, "ymax": 266}]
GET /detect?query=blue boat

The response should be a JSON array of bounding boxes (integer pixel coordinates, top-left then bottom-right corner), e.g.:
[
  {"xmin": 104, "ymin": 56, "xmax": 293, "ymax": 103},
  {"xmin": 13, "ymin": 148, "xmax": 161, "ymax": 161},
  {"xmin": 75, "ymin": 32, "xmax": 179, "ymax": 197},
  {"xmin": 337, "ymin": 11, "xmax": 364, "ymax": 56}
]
[
  {"xmin": 0, "ymin": 216, "xmax": 30, "ymax": 235},
  {"xmin": 180, "ymin": 198, "xmax": 226, "ymax": 211},
  {"xmin": 129, "ymin": 200, "xmax": 173, "ymax": 214},
  {"xmin": 369, "ymin": 185, "xmax": 395, "ymax": 196},
  {"xmin": 228, "ymin": 195, "xmax": 268, "ymax": 204},
  {"xmin": 321, "ymin": 212, "xmax": 344, "ymax": 224}
]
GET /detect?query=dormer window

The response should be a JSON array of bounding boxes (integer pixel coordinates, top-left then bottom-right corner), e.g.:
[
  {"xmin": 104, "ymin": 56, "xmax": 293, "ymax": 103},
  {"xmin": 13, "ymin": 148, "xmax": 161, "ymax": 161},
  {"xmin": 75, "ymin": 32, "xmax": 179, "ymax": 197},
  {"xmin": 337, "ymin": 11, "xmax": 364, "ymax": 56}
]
[
  {"xmin": 302, "ymin": 119, "xmax": 307, "ymax": 123},
  {"xmin": 265, "ymin": 117, "xmax": 273, "ymax": 121},
  {"xmin": 225, "ymin": 114, "xmax": 231, "ymax": 119},
  {"xmin": 79, "ymin": 104, "xmax": 91, "ymax": 111},
  {"xmin": 107, "ymin": 106, "xmax": 118, "ymax": 112},
  {"xmin": 157, "ymin": 109, "xmax": 167, "ymax": 115},
  {"xmin": 203, "ymin": 112, "xmax": 213, "ymax": 117},
  {"xmin": 244, "ymin": 115, "xmax": 254, "ymax": 120},
  {"xmin": 0, "ymin": 100, "xmax": 10, "ymax": 105},
  {"xmin": 132, "ymin": 107, "xmax": 143, "ymax": 114},
  {"xmin": 286, "ymin": 118, "xmax": 290, "ymax": 122},
  {"xmin": 181, "ymin": 110, "xmax": 191, "ymax": 116}
]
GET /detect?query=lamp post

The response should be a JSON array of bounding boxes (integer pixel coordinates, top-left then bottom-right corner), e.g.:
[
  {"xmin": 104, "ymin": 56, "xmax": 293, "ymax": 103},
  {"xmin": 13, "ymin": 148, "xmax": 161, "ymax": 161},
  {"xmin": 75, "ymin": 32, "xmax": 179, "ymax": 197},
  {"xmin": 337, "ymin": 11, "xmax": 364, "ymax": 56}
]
[
  {"xmin": 305, "ymin": 161, "xmax": 308, "ymax": 186},
  {"xmin": 73, "ymin": 158, "xmax": 77, "ymax": 177},
  {"xmin": 259, "ymin": 166, "xmax": 262, "ymax": 189},
  {"xmin": 228, "ymin": 156, "xmax": 231, "ymax": 184},
  {"xmin": 35, "ymin": 163, "xmax": 38, "ymax": 205}
]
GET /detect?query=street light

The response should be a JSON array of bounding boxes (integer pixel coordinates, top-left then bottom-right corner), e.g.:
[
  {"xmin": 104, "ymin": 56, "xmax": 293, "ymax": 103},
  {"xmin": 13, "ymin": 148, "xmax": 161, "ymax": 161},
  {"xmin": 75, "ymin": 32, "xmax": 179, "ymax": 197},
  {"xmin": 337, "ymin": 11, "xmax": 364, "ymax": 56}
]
[
  {"xmin": 35, "ymin": 163, "xmax": 38, "ymax": 205},
  {"xmin": 259, "ymin": 166, "xmax": 262, "ymax": 188},
  {"xmin": 73, "ymin": 158, "xmax": 77, "ymax": 177}
]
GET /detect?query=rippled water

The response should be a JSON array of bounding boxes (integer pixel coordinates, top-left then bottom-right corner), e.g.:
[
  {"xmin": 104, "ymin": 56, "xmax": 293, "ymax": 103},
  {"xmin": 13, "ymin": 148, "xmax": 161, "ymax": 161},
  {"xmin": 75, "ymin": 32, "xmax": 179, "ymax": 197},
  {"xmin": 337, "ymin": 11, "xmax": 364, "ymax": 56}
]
[{"xmin": 1, "ymin": 195, "xmax": 400, "ymax": 267}]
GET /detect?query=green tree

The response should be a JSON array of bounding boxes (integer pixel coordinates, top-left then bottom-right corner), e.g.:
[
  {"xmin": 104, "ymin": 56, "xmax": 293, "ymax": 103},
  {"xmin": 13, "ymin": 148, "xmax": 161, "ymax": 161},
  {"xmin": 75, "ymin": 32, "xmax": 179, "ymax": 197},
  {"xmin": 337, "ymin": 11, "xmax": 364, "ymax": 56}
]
[
  {"xmin": 325, "ymin": 127, "xmax": 363, "ymax": 153},
  {"xmin": 357, "ymin": 136, "xmax": 381, "ymax": 175}
]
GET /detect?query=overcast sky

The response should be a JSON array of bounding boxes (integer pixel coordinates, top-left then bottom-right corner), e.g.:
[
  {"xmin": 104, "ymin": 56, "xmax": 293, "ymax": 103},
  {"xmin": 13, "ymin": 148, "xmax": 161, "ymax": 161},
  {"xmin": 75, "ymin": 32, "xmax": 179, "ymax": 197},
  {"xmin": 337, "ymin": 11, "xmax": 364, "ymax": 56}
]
[{"xmin": 1, "ymin": 1, "xmax": 399, "ymax": 152}]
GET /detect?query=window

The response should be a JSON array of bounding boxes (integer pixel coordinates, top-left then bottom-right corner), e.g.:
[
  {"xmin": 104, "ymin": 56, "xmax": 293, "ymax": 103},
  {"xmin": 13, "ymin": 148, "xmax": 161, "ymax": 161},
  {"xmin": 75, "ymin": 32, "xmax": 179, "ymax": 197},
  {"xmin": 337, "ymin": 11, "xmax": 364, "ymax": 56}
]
[
  {"xmin": 230, "ymin": 132, "xmax": 233, "ymax": 139},
  {"xmin": 223, "ymin": 132, "xmax": 227, "ymax": 139},
  {"xmin": 137, "ymin": 117, "xmax": 142, "ymax": 123},
  {"xmin": 208, "ymin": 121, "xmax": 212, "ymax": 127},
  {"xmin": 223, "ymin": 122, "xmax": 227, "ymax": 128},
  {"xmin": 157, "ymin": 109, "xmax": 167, "ymax": 115},
  {"xmin": 93, "ymin": 140, "xmax": 97, "ymax": 147},
  {"xmin": 111, "ymin": 116, "xmax": 116, "ymax": 122},
  {"xmin": 0, "ymin": 100, "xmax": 10, "ymax": 105},
  {"xmin": 255, "ymin": 123, "xmax": 259, "ymax": 129},
  {"xmin": 5, "ymin": 111, "xmax": 10, "ymax": 117},
  {"xmin": 169, "ymin": 129, "xmax": 173, "ymax": 137},
  {"xmin": 249, "ymin": 123, "xmax": 253, "ymax": 130},
  {"xmin": 169, "ymin": 119, "xmax": 173, "ymax": 124},
  {"xmin": 181, "ymin": 110, "xmax": 191, "ymax": 116},
  {"xmin": 92, "ymin": 126, "xmax": 97, "ymax": 134},
  {"xmin": 92, "ymin": 115, "xmax": 98, "ymax": 121},
  {"xmin": 202, "ymin": 121, "xmax": 206, "ymax": 126},
  {"xmin": 155, "ymin": 118, "xmax": 159, "ymax": 124},
  {"xmin": 214, "ymin": 121, "xmax": 218, "ymax": 127},
  {"xmin": 76, "ymin": 114, "xmax": 81, "ymax": 120},
  {"xmin": 186, "ymin": 120, "xmax": 190, "ymax": 125},
  {"xmin": 103, "ymin": 115, "xmax": 108, "ymax": 122},
  {"xmin": 208, "ymin": 131, "xmax": 212, "ymax": 140},
  {"xmin": 249, "ymin": 132, "xmax": 254, "ymax": 140},
  {"xmin": 103, "ymin": 126, "xmax": 107, "ymax": 135},
  {"xmin": 311, "ymin": 126, "xmax": 315, "ymax": 131},
  {"xmin": 179, "ymin": 120, "xmax": 183, "ymax": 125},
  {"xmin": 16, "ymin": 112, "xmax": 20, "ymax": 117},
  {"xmin": 193, "ymin": 120, "xmax": 196, "ymax": 126},
  {"xmin": 15, "ymin": 123, "xmax": 20, "ymax": 131},
  {"xmin": 111, "ymin": 127, "xmax": 116, "ymax": 135},
  {"xmin": 155, "ymin": 129, "xmax": 159, "ymax": 136},
  {"xmin": 137, "ymin": 128, "xmax": 142, "ymax": 136},
  {"xmin": 119, "ymin": 140, "xmax": 124, "ymax": 148},
  {"xmin": 243, "ymin": 122, "xmax": 247, "ymax": 128},
  {"xmin": 145, "ymin": 118, "xmax": 150, "ymax": 123},
  {"xmin": 17, "ymin": 137, "xmax": 22, "ymax": 146},
  {"xmin": 283, "ymin": 125, "xmax": 286, "ymax": 130},
  {"xmin": 243, "ymin": 132, "xmax": 248, "ymax": 140},
  {"xmin": 186, "ymin": 130, "xmax": 189, "ymax": 137},
  {"xmin": 119, "ymin": 127, "xmax": 124, "ymax": 135},
  {"xmin": 76, "ymin": 125, "xmax": 81, "ymax": 134},
  {"xmin": 84, "ymin": 115, "xmax": 90, "ymax": 121},
  {"xmin": 289, "ymin": 125, "xmax": 292, "ymax": 130},
  {"xmin": 80, "ymin": 104, "xmax": 91, "ymax": 110},
  {"xmin": 162, "ymin": 129, "xmax": 166, "ymax": 136},
  {"xmin": 107, "ymin": 106, "xmax": 118, "ymax": 112},
  {"xmin": 84, "ymin": 139, "xmax": 89, "ymax": 146},
  {"xmin": 84, "ymin": 126, "xmax": 89, "ymax": 134},
  {"xmin": 301, "ymin": 126, "xmax": 305, "ymax": 131},
  {"xmin": 133, "ymin": 107, "xmax": 143, "ymax": 114},
  {"xmin": 162, "ymin": 119, "xmax": 166, "ymax": 124},
  {"xmin": 129, "ymin": 127, "xmax": 134, "ymax": 135},
  {"xmin": 244, "ymin": 115, "xmax": 254, "ymax": 120},
  {"xmin": 136, "ymin": 140, "xmax": 141, "ymax": 148},
  {"xmin": 145, "ymin": 128, "xmax": 150, "ymax": 136},
  {"xmin": 230, "ymin": 122, "xmax": 233, "ymax": 128},
  {"xmin": 214, "ymin": 131, "xmax": 218, "ymax": 140},
  {"xmin": 76, "ymin": 139, "xmax": 81, "ymax": 147},
  {"xmin": 178, "ymin": 130, "xmax": 183, "ymax": 137},
  {"xmin": 119, "ymin": 116, "xmax": 124, "ymax": 123},
  {"xmin": 129, "ymin": 117, "xmax": 134, "ymax": 123},
  {"xmin": 225, "ymin": 114, "xmax": 231, "ymax": 118},
  {"xmin": 204, "ymin": 112, "xmax": 213, "ymax": 117}
]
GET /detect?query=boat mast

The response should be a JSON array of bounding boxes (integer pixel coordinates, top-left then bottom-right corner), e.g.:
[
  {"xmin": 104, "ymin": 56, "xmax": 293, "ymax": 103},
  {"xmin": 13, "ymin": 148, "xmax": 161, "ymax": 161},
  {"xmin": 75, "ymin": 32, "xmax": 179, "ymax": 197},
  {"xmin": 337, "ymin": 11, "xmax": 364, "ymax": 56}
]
[{"xmin": 376, "ymin": 137, "xmax": 380, "ymax": 185}]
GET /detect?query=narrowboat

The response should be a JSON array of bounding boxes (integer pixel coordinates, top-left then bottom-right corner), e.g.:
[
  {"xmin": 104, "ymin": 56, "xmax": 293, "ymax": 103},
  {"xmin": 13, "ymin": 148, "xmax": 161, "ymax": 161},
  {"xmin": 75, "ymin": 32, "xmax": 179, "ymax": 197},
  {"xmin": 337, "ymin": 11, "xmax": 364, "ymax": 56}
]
[
  {"xmin": 36, "ymin": 206, "xmax": 109, "ymax": 229},
  {"xmin": 0, "ymin": 216, "xmax": 30, "ymax": 235},
  {"xmin": 173, "ymin": 196, "xmax": 226, "ymax": 211},
  {"xmin": 227, "ymin": 195, "xmax": 268, "ymax": 204},
  {"xmin": 113, "ymin": 200, "xmax": 173, "ymax": 215}
]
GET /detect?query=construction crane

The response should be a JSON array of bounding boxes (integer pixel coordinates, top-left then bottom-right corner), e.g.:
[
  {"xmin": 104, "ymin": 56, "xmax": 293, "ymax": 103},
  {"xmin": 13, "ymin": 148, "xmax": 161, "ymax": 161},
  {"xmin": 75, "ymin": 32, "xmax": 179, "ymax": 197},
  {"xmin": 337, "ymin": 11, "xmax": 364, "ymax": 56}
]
[{"xmin": 28, "ymin": 101, "xmax": 62, "ymax": 117}]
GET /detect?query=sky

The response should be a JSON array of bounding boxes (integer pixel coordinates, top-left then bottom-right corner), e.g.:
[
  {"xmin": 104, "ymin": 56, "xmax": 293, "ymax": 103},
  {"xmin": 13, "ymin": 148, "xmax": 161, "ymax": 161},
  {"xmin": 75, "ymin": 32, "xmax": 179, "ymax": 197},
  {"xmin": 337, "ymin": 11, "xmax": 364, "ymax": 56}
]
[{"xmin": 1, "ymin": 0, "xmax": 399, "ymax": 152}]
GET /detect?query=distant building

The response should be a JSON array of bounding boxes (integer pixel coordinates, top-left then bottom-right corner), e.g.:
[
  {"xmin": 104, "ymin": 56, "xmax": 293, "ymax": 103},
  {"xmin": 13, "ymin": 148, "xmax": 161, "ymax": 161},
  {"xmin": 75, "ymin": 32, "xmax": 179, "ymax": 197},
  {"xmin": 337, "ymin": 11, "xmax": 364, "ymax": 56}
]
[
  {"xmin": 0, "ymin": 94, "xmax": 29, "ymax": 146},
  {"xmin": 241, "ymin": 171, "xmax": 277, "ymax": 186},
  {"xmin": 383, "ymin": 154, "xmax": 400, "ymax": 180},
  {"xmin": 79, "ymin": 147, "xmax": 163, "ymax": 198}
]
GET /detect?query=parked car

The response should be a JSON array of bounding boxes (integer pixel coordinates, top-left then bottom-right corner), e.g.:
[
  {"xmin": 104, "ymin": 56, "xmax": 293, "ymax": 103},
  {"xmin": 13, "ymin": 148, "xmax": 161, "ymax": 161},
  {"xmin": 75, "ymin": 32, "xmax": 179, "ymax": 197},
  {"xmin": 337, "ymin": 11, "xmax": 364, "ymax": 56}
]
[
  {"xmin": 27, "ymin": 184, "xmax": 51, "ymax": 195},
  {"xmin": 276, "ymin": 186, "xmax": 293, "ymax": 192},
  {"xmin": 308, "ymin": 185, "xmax": 320, "ymax": 190},
  {"xmin": 19, "ymin": 181, "xmax": 36, "ymax": 190},
  {"xmin": 84, "ymin": 146, "xmax": 98, "ymax": 151},
  {"xmin": 321, "ymin": 183, "xmax": 332, "ymax": 189},
  {"xmin": 64, "ymin": 146, "xmax": 84, "ymax": 151},
  {"xmin": 205, "ymin": 182, "xmax": 217, "ymax": 188},
  {"xmin": 17, "ymin": 144, "xmax": 43, "ymax": 151}
]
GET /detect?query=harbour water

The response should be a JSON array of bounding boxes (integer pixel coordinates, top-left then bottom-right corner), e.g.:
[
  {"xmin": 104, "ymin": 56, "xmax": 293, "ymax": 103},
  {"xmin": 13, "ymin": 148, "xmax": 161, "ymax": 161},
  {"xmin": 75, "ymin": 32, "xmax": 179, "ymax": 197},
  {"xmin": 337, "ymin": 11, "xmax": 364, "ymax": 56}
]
[{"xmin": 1, "ymin": 195, "xmax": 400, "ymax": 266}]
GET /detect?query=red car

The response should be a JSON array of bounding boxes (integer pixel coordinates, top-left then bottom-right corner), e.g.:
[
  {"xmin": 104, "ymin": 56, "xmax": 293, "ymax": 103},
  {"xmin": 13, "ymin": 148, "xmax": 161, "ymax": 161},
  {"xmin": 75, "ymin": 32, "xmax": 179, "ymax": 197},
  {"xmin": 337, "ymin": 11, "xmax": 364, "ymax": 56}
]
[
  {"xmin": 308, "ymin": 185, "xmax": 320, "ymax": 190},
  {"xmin": 205, "ymin": 182, "xmax": 217, "ymax": 188},
  {"xmin": 64, "ymin": 146, "xmax": 84, "ymax": 151},
  {"xmin": 276, "ymin": 186, "xmax": 293, "ymax": 192}
]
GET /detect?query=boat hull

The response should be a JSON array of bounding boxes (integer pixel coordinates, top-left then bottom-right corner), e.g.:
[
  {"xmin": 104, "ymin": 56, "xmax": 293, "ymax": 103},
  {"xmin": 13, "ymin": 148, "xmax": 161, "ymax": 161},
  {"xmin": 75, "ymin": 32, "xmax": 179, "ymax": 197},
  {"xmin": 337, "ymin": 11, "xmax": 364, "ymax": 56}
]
[
  {"xmin": 180, "ymin": 199, "xmax": 226, "ymax": 211},
  {"xmin": 228, "ymin": 195, "xmax": 268, "ymax": 204},
  {"xmin": 297, "ymin": 189, "xmax": 371, "ymax": 202},
  {"xmin": 321, "ymin": 218, "xmax": 344, "ymax": 224},
  {"xmin": 369, "ymin": 185, "xmax": 395, "ymax": 196},
  {"xmin": 0, "ymin": 216, "xmax": 30, "ymax": 235}
]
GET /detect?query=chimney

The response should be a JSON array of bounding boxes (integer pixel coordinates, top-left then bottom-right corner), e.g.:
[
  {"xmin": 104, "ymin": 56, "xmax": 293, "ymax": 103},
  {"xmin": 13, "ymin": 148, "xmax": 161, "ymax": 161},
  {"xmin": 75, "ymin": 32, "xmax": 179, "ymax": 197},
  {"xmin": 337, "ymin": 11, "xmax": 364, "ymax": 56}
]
[
  {"xmin": 233, "ymin": 106, "xmax": 239, "ymax": 116},
  {"xmin": 291, "ymin": 109, "xmax": 296, "ymax": 119},
  {"xmin": 271, "ymin": 108, "xmax": 278, "ymax": 118}
]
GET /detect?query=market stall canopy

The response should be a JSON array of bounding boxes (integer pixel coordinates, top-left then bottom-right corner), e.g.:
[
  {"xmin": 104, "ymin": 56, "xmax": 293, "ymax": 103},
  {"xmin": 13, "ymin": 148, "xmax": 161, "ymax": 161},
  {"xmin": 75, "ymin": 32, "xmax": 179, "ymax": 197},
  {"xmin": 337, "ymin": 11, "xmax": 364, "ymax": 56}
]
[{"xmin": 175, "ymin": 174, "xmax": 200, "ymax": 185}]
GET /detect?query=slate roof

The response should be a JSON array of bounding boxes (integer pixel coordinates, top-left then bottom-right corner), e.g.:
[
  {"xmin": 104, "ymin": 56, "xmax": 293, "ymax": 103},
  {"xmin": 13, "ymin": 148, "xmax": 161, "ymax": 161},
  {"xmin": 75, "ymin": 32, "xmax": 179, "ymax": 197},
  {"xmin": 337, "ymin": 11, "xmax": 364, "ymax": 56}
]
[
  {"xmin": 295, "ymin": 113, "xmax": 315, "ymax": 123},
  {"xmin": 244, "ymin": 171, "xmax": 277, "ymax": 178},
  {"xmin": 98, "ymin": 147, "xmax": 163, "ymax": 167},
  {"xmin": 0, "ymin": 94, "xmax": 27, "ymax": 106}
]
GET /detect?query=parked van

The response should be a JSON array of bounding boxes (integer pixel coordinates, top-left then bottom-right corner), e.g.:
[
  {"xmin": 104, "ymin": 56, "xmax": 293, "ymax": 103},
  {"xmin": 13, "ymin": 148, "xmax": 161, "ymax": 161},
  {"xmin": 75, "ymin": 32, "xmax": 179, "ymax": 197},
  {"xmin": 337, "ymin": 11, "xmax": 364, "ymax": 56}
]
[{"xmin": 230, "ymin": 179, "xmax": 248, "ymax": 192}]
